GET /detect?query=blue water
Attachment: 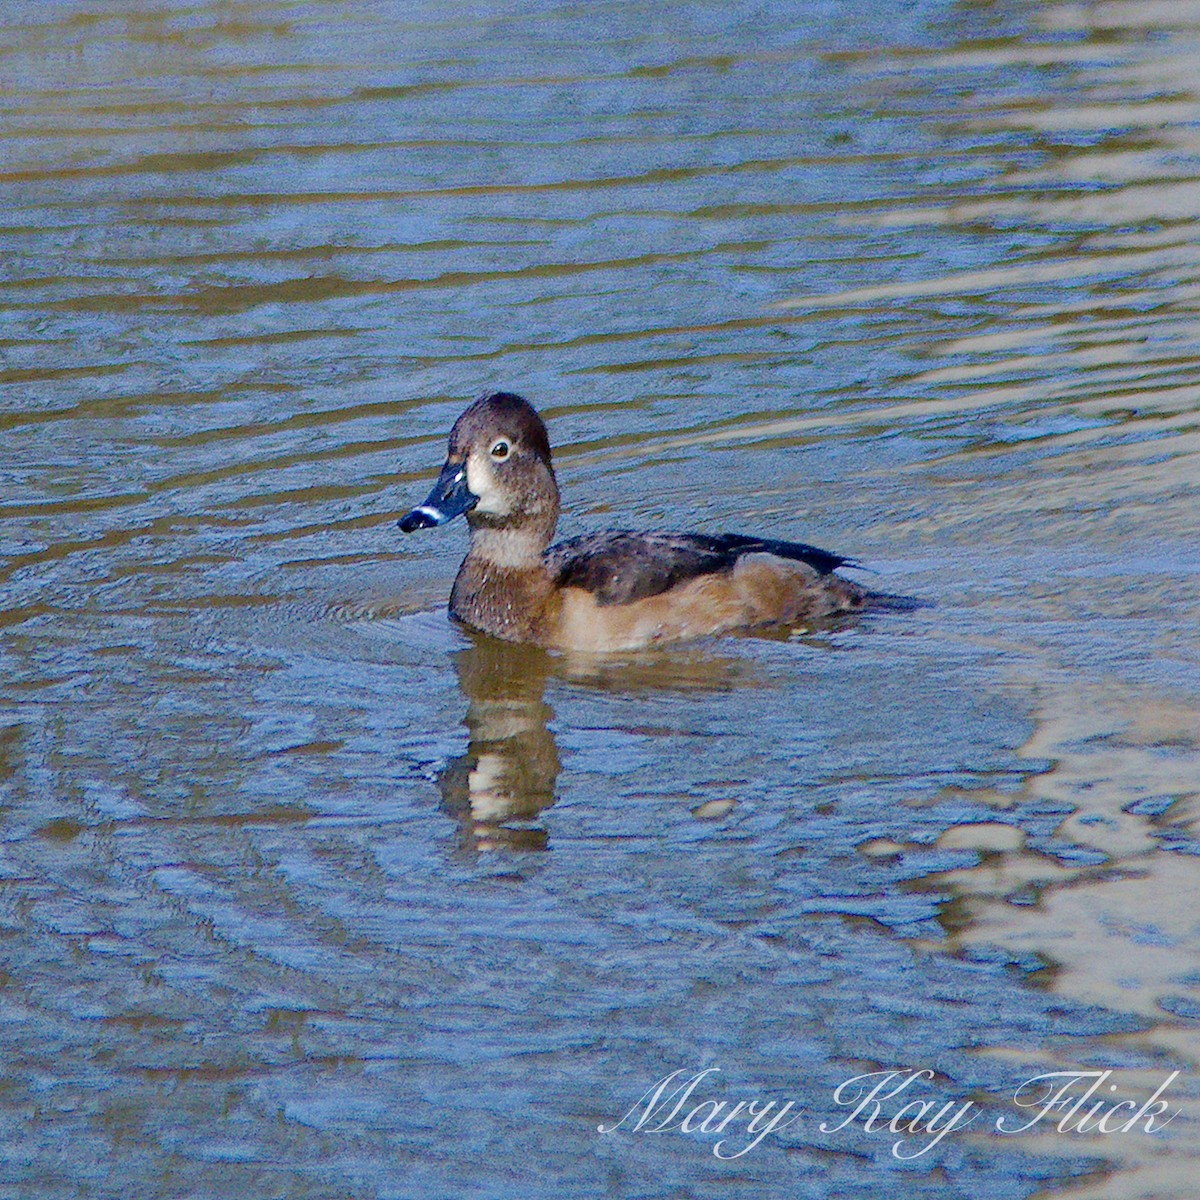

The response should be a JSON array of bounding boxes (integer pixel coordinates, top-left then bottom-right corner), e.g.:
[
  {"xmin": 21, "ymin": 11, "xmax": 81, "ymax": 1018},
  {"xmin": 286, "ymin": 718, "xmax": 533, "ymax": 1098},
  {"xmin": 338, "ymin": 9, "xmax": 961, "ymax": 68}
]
[{"xmin": 2, "ymin": 1, "xmax": 1199, "ymax": 1196}]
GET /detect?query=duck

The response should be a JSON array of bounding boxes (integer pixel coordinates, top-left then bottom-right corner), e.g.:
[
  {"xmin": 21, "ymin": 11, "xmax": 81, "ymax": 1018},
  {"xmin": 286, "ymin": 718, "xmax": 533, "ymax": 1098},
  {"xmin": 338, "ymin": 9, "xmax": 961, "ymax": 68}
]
[{"xmin": 399, "ymin": 391, "xmax": 893, "ymax": 652}]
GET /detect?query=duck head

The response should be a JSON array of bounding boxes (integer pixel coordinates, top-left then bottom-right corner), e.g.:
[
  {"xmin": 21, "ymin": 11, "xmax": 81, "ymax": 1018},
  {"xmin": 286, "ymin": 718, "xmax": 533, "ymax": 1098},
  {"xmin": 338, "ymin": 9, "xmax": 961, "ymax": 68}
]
[{"xmin": 399, "ymin": 392, "xmax": 560, "ymax": 549}]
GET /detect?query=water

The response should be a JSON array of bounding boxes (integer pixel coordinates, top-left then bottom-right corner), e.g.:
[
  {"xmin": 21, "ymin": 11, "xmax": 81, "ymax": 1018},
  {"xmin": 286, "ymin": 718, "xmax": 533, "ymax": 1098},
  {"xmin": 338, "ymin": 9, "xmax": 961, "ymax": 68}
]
[{"xmin": 2, "ymin": 1, "xmax": 1199, "ymax": 1196}]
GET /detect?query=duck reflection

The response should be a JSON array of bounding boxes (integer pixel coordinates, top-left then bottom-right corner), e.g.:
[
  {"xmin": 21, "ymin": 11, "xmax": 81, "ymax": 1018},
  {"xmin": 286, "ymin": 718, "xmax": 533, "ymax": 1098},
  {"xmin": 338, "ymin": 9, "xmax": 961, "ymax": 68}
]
[
  {"xmin": 439, "ymin": 637, "xmax": 558, "ymax": 852},
  {"xmin": 438, "ymin": 632, "xmax": 761, "ymax": 853}
]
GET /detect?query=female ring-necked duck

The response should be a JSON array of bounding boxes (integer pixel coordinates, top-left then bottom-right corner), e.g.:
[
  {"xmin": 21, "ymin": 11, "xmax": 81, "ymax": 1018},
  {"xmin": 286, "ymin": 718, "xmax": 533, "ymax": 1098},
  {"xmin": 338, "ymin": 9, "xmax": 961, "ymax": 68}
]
[{"xmin": 400, "ymin": 391, "xmax": 891, "ymax": 652}]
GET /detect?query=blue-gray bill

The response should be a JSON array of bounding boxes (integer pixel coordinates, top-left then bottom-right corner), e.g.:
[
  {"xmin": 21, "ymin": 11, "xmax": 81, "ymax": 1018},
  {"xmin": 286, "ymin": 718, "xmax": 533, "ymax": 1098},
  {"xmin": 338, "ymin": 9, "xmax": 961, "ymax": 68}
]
[{"xmin": 399, "ymin": 460, "xmax": 478, "ymax": 532}]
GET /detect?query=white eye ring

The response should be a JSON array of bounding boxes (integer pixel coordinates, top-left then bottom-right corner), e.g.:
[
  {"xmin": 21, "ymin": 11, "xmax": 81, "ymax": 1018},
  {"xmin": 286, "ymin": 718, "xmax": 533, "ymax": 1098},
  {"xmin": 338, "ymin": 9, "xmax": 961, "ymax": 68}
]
[{"xmin": 490, "ymin": 440, "xmax": 511, "ymax": 461}]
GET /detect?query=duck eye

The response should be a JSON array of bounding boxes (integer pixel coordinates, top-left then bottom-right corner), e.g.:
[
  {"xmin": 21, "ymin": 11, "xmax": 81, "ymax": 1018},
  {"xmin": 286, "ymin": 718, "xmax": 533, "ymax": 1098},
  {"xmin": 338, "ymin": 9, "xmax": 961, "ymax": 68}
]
[{"xmin": 490, "ymin": 440, "xmax": 510, "ymax": 461}]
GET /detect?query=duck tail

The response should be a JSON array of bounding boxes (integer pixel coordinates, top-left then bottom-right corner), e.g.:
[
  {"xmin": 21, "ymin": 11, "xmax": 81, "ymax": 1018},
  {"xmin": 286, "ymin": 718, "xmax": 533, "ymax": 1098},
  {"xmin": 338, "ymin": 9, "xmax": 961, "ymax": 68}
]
[{"xmin": 864, "ymin": 590, "xmax": 932, "ymax": 613}]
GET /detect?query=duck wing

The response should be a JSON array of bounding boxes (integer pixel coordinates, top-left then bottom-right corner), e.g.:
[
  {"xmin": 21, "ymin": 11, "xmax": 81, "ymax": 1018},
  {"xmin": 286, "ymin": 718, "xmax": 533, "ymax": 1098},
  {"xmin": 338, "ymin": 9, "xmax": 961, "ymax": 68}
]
[{"xmin": 546, "ymin": 531, "xmax": 855, "ymax": 607}]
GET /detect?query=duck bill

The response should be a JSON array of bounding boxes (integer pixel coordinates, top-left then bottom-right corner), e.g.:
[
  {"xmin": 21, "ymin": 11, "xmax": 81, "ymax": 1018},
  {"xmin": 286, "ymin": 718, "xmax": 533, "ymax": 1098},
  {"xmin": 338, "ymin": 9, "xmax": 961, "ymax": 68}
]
[{"xmin": 399, "ymin": 460, "xmax": 479, "ymax": 532}]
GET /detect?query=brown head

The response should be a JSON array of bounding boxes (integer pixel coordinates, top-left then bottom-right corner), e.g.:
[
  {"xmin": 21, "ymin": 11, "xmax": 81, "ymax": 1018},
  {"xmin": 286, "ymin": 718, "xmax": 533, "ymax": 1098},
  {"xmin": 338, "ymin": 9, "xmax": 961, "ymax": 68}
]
[{"xmin": 399, "ymin": 392, "xmax": 560, "ymax": 560}]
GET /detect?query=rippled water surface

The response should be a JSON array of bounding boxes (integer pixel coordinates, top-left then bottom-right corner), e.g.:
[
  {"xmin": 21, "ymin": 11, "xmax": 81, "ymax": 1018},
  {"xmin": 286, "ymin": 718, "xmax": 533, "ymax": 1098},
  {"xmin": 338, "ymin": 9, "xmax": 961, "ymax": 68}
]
[{"xmin": 3, "ymin": 1, "xmax": 1200, "ymax": 1197}]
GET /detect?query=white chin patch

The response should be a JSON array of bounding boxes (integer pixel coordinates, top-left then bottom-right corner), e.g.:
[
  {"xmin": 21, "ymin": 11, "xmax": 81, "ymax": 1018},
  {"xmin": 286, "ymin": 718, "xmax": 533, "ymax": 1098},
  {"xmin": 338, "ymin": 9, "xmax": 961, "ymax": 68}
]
[{"xmin": 465, "ymin": 455, "xmax": 509, "ymax": 515}]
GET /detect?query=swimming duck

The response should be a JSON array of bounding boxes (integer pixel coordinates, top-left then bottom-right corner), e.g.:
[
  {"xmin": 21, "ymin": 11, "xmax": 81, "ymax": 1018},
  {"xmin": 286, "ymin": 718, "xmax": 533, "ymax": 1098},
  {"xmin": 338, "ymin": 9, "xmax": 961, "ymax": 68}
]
[{"xmin": 399, "ymin": 391, "xmax": 881, "ymax": 652}]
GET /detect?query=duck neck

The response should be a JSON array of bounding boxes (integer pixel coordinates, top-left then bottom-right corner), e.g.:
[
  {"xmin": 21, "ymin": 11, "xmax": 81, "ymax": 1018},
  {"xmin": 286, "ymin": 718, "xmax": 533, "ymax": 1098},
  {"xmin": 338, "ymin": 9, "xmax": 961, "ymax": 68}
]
[
  {"xmin": 464, "ymin": 511, "xmax": 556, "ymax": 571},
  {"xmin": 451, "ymin": 514, "xmax": 559, "ymax": 643}
]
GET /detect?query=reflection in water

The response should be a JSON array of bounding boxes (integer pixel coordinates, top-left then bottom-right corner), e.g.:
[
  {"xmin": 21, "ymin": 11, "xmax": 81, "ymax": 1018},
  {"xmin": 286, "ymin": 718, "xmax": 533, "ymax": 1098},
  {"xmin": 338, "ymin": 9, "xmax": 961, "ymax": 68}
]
[
  {"xmin": 440, "ymin": 638, "xmax": 559, "ymax": 853},
  {"xmin": 911, "ymin": 675, "xmax": 1200, "ymax": 1200},
  {"xmin": 439, "ymin": 632, "xmax": 763, "ymax": 851}
]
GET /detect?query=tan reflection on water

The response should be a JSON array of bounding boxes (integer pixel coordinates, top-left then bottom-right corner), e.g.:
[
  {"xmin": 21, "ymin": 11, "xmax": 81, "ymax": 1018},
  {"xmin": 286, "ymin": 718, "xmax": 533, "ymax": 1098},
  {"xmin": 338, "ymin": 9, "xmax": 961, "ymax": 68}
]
[
  {"xmin": 918, "ymin": 675, "xmax": 1200, "ymax": 1200},
  {"xmin": 832, "ymin": 3, "xmax": 1200, "ymax": 1194}
]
